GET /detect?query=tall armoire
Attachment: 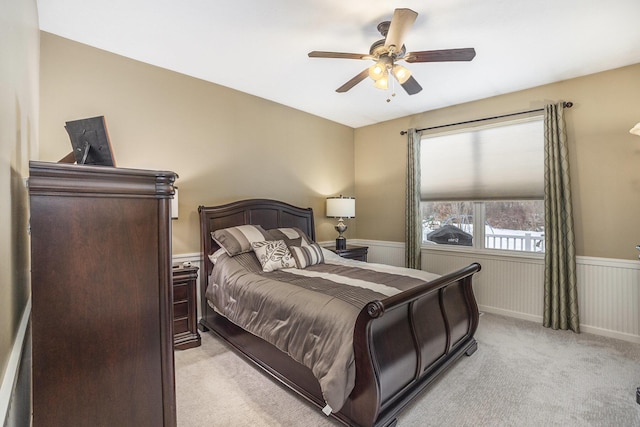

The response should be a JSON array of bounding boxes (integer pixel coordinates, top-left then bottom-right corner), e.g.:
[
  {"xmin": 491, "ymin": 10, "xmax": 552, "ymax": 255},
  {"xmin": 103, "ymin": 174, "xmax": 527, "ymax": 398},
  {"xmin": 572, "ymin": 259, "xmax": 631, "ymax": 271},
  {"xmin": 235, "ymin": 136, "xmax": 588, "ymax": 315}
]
[{"xmin": 29, "ymin": 161, "xmax": 177, "ymax": 427}]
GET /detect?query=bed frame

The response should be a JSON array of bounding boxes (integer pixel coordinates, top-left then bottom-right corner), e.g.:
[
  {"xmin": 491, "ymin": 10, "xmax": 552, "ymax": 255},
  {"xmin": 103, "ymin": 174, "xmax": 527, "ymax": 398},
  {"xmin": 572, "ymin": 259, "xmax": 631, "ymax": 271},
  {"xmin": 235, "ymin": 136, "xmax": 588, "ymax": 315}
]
[{"xmin": 198, "ymin": 199, "xmax": 481, "ymax": 427}]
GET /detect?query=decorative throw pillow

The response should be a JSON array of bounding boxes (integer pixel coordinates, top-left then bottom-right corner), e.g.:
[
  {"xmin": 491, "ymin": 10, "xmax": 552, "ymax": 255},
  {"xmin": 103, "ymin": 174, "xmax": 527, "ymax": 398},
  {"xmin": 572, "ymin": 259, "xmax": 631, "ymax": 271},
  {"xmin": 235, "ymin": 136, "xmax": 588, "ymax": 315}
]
[
  {"xmin": 267, "ymin": 227, "xmax": 313, "ymax": 247},
  {"xmin": 251, "ymin": 240, "xmax": 296, "ymax": 272},
  {"xmin": 212, "ymin": 224, "xmax": 272, "ymax": 256},
  {"xmin": 289, "ymin": 243, "xmax": 324, "ymax": 269}
]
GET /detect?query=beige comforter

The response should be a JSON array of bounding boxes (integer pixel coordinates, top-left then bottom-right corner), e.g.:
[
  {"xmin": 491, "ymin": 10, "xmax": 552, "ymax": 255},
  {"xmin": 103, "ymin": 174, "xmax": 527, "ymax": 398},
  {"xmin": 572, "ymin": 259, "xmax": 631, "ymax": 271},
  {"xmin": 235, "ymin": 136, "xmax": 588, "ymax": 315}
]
[{"xmin": 206, "ymin": 249, "xmax": 440, "ymax": 412}]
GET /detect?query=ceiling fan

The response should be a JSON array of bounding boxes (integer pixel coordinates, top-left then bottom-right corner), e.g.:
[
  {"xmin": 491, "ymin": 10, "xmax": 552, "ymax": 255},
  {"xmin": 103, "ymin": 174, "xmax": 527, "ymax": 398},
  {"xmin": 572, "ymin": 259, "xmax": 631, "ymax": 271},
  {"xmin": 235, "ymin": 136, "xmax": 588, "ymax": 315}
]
[{"xmin": 308, "ymin": 8, "xmax": 476, "ymax": 96}]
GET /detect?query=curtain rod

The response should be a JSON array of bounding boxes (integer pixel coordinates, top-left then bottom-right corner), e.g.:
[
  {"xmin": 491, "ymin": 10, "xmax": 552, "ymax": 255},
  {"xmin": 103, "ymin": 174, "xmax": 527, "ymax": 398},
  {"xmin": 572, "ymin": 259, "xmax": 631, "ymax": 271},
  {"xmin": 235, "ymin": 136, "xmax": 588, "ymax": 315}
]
[{"xmin": 399, "ymin": 101, "xmax": 573, "ymax": 135}]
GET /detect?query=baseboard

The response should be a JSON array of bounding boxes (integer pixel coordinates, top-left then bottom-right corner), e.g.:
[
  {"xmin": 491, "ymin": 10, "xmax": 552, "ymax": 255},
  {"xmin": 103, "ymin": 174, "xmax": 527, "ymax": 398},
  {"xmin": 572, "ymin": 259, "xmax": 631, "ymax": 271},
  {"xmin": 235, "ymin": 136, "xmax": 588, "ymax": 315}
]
[
  {"xmin": 579, "ymin": 325, "xmax": 640, "ymax": 344},
  {"xmin": 1, "ymin": 299, "xmax": 31, "ymax": 427},
  {"xmin": 478, "ymin": 305, "xmax": 542, "ymax": 324}
]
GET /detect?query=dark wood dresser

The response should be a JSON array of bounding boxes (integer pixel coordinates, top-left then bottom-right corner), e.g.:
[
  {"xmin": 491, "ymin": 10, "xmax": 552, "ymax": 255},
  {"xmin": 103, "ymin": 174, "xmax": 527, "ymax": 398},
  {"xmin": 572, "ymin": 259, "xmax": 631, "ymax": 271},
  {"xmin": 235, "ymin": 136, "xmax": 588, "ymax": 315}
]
[
  {"xmin": 172, "ymin": 265, "xmax": 201, "ymax": 349},
  {"xmin": 29, "ymin": 161, "xmax": 177, "ymax": 427}
]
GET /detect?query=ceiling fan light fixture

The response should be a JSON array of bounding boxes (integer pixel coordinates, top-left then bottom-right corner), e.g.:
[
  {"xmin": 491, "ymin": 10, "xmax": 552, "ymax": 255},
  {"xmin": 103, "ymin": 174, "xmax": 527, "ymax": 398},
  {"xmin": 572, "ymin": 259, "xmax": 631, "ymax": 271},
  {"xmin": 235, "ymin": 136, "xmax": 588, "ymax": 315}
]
[
  {"xmin": 392, "ymin": 64, "xmax": 411, "ymax": 84},
  {"xmin": 373, "ymin": 73, "xmax": 389, "ymax": 90},
  {"xmin": 368, "ymin": 63, "xmax": 385, "ymax": 80}
]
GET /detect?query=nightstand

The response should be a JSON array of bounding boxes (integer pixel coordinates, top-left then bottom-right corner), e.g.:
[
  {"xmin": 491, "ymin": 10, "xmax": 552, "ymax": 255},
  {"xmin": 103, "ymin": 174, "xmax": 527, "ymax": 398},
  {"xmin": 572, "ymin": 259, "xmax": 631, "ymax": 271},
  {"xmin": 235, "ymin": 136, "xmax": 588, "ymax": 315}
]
[
  {"xmin": 325, "ymin": 245, "xmax": 368, "ymax": 262},
  {"xmin": 172, "ymin": 265, "xmax": 201, "ymax": 350}
]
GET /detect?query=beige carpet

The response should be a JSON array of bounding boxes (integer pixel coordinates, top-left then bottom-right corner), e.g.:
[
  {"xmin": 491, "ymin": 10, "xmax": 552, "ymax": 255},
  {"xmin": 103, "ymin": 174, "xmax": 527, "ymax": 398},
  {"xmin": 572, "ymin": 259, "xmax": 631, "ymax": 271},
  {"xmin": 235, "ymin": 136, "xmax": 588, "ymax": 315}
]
[{"xmin": 175, "ymin": 313, "xmax": 640, "ymax": 426}]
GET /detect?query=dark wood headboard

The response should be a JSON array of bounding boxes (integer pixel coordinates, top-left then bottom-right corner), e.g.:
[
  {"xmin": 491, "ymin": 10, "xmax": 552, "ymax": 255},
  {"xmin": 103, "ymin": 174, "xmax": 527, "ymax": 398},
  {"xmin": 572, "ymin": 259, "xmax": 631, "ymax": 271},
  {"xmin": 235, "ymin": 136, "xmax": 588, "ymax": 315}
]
[{"xmin": 198, "ymin": 199, "xmax": 315, "ymax": 279}]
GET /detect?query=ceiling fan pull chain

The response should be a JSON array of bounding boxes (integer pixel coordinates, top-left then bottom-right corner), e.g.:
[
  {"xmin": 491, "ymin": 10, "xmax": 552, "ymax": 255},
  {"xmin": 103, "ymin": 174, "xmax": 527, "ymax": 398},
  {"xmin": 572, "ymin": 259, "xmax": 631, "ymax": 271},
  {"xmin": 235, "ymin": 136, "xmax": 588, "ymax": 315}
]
[{"xmin": 387, "ymin": 69, "xmax": 396, "ymax": 103}]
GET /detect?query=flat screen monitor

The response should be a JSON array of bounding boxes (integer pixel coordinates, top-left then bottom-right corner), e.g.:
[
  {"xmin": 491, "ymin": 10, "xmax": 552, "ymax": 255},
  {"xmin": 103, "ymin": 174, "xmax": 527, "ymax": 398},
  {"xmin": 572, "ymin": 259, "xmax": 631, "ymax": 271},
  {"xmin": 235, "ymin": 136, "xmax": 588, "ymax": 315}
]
[{"xmin": 64, "ymin": 116, "xmax": 116, "ymax": 166}]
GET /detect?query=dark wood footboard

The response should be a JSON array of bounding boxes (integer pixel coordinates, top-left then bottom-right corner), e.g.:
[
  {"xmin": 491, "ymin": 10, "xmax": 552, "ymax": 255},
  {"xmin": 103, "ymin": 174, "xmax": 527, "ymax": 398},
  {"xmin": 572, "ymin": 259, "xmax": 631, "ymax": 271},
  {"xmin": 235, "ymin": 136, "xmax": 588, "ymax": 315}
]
[{"xmin": 342, "ymin": 262, "xmax": 481, "ymax": 427}]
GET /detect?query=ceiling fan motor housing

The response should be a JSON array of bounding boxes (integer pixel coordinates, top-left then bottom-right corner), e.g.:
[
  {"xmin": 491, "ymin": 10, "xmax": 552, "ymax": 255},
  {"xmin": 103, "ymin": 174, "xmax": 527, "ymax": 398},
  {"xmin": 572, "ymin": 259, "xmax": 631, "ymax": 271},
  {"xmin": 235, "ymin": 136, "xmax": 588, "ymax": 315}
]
[{"xmin": 370, "ymin": 39, "xmax": 406, "ymax": 59}]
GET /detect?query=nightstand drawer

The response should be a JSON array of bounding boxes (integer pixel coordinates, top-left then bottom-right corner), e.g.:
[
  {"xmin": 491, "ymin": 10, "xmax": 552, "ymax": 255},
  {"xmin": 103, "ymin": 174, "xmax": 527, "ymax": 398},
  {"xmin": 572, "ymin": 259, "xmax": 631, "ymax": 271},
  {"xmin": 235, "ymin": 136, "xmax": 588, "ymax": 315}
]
[
  {"xmin": 174, "ymin": 318, "xmax": 189, "ymax": 335},
  {"xmin": 173, "ymin": 301, "xmax": 189, "ymax": 318},
  {"xmin": 173, "ymin": 284, "xmax": 188, "ymax": 302}
]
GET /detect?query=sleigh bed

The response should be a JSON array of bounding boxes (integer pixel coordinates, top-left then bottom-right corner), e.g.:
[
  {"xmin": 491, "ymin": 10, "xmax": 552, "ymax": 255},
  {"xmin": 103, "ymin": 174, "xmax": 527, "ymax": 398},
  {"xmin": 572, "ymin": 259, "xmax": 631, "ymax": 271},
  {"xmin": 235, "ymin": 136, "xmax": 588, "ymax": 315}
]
[{"xmin": 198, "ymin": 199, "xmax": 481, "ymax": 427}]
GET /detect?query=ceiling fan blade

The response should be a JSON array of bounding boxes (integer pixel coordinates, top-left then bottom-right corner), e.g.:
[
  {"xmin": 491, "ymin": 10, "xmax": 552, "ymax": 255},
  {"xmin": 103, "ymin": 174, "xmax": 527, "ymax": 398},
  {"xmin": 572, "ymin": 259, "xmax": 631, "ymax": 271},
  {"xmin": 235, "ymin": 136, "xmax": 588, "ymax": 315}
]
[
  {"xmin": 384, "ymin": 8, "xmax": 418, "ymax": 53},
  {"xmin": 405, "ymin": 48, "xmax": 476, "ymax": 63},
  {"xmin": 308, "ymin": 51, "xmax": 371, "ymax": 60},
  {"xmin": 400, "ymin": 75, "xmax": 423, "ymax": 95},
  {"xmin": 336, "ymin": 69, "xmax": 369, "ymax": 93}
]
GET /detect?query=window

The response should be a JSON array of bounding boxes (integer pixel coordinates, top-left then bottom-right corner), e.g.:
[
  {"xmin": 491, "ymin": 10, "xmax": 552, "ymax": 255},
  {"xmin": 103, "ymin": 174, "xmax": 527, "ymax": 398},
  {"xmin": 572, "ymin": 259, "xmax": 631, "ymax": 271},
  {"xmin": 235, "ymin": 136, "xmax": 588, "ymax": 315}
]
[{"xmin": 420, "ymin": 117, "xmax": 545, "ymax": 253}]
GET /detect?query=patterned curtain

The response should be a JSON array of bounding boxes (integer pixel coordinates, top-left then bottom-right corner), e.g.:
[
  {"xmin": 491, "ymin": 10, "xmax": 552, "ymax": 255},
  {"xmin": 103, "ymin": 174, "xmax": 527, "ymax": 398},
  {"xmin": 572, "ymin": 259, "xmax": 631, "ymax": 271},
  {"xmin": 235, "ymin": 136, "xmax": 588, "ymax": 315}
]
[
  {"xmin": 405, "ymin": 129, "xmax": 422, "ymax": 269},
  {"xmin": 543, "ymin": 102, "xmax": 579, "ymax": 332}
]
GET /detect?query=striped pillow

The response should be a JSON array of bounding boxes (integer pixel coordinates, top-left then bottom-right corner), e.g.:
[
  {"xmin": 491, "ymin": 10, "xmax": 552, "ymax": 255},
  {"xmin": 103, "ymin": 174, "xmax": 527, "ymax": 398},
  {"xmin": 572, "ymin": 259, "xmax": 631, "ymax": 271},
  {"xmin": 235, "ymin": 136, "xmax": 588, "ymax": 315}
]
[
  {"xmin": 289, "ymin": 243, "xmax": 324, "ymax": 269},
  {"xmin": 212, "ymin": 224, "xmax": 272, "ymax": 256},
  {"xmin": 267, "ymin": 227, "xmax": 313, "ymax": 247}
]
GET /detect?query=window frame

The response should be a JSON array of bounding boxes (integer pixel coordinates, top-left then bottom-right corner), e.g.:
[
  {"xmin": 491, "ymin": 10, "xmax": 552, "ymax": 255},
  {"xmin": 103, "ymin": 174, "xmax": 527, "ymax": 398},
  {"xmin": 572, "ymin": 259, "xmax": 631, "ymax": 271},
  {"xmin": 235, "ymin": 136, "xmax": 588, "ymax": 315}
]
[{"xmin": 418, "ymin": 115, "xmax": 545, "ymax": 258}]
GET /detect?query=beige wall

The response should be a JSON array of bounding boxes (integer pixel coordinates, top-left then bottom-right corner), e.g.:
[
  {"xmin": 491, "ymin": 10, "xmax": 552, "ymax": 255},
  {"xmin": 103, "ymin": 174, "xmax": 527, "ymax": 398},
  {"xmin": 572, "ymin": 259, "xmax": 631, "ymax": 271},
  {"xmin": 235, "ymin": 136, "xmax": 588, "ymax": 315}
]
[
  {"xmin": 39, "ymin": 32, "xmax": 640, "ymax": 260},
  {"xmin": 39, "ymin": 33, "xmax": 355, "ymax": 254},
  {"xmin": 0, "ymin": 0, "xmax": 39, "ymax": 390},
  {"xmin": 355, "ymin": 63, "xmax": 640, "ymax": 260}
]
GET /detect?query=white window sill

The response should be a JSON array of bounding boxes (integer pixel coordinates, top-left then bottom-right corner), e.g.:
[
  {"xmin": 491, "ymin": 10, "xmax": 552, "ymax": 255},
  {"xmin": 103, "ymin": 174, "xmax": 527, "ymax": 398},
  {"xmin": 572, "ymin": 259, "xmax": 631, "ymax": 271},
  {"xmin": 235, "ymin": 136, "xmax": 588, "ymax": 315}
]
[{"xmin": 421, "ymin": 243, "xmax": 545, "ymax": 261}]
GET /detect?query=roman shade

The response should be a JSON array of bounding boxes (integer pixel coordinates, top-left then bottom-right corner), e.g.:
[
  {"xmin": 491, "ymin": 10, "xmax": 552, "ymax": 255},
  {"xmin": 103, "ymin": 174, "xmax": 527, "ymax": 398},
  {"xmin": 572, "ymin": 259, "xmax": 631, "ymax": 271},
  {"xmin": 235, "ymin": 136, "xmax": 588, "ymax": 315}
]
[{"xmin": 420, "ymin": 117, "xmax": 544, "ymax": 201}]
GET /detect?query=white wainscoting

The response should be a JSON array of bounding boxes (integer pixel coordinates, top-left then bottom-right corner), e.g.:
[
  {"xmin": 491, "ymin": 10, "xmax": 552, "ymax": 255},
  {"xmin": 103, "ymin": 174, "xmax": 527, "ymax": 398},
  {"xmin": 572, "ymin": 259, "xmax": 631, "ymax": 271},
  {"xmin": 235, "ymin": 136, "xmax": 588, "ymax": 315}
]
[
  {"xmin": 176, "ymin": 242, "xmax": 640, "ymax": 343},
  {"xmin": 576, "ymin": 257, "xmax": 640, "ymax": 342},
  {"xmin": 172, "ymin": 252, "xmax": 203, "ymax": 271},
  {"xmin": 1, "ymin": 299, "xmax": 31, "ymax": 425},
  {"xmin": 348, "ymin": 240, "xmax": 640, "ymax": 344}
]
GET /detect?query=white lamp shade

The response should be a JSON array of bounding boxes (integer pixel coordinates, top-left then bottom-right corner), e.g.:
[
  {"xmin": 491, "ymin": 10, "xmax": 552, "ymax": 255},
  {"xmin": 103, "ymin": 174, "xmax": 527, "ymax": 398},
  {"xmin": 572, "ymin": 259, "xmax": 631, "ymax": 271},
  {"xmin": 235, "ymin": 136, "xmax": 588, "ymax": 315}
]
[
  {"xmin": 326, "ymin": 196, "xmax": 355, "ymax": 218},
  {"xmin": 171, "ymin": 187, "xmax": 179, "ymax": 219},
  {"xmin": 630, "ymin": 122, "xmax": 640, "ymax": 136}
]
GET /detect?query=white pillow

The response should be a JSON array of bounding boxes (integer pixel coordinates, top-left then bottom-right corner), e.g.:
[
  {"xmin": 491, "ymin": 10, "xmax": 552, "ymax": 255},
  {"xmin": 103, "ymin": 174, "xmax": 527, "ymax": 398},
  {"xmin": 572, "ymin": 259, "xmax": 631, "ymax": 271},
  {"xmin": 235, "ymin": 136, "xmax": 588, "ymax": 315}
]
[
  {"xmin": 208, "ymin": 248, "xmax": 227, "ymax": 265},
  {"xmin": 251, "ymin": 240, "xmax": 296, "ymax": 272}
]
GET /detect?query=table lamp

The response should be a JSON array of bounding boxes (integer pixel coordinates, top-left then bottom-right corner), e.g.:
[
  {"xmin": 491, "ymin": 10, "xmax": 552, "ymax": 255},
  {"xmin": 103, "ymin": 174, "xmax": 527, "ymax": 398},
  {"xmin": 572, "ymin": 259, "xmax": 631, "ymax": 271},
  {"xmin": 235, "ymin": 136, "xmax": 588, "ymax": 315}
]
[{"xmin": 326, "ymin": 196, "xmax": 355, "ymax": 250}]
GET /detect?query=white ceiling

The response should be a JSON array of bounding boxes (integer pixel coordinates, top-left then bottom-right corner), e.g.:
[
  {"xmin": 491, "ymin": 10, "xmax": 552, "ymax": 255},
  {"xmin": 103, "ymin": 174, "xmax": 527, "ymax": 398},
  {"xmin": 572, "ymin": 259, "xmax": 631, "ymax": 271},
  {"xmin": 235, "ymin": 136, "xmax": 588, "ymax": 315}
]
[{"xmin": 37, "ymin": 0, "xmax": 640, "ymax": 128}]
